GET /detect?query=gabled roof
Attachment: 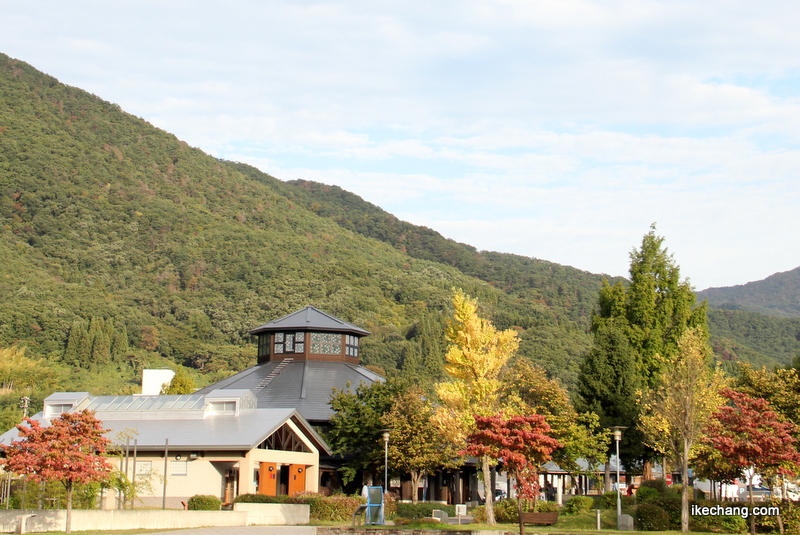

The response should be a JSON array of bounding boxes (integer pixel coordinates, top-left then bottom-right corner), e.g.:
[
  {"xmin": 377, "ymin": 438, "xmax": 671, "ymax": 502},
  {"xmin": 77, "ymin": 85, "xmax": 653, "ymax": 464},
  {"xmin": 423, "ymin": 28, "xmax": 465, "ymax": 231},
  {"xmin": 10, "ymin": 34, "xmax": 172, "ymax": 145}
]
[
  {"xmin": 248, "ymin": 306, "xmax": 370, "ymax": 336},
  {"xmin": 0, "ymin": 393, "xmax": 330, "ymax": 455}
]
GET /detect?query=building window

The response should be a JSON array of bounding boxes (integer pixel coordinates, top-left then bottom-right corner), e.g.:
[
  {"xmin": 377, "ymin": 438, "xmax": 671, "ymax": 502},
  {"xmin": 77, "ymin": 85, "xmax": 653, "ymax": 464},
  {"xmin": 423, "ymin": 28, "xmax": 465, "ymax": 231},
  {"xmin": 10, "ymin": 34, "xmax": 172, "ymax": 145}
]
[
  {"xmin": 345, "ymin": 335, "xmax": 359, "ymax": 357},
  {"xmin": 258, "ymin": 334, "xmax": 269, "ymax": 357},
  {"xmin": 135, "ymin": 461, "xmax": 153, "ymax": 476},
  {"xmin": 45, "ymin": 404, "xmax": 73, "ymax": 417},
  {"xmin": 170, "ymin": 461, "xmax": 188, "ymax": 476},
  {"xmin": 310, "ymin": 332, "xmax": 342, "ymax": 355},
  {"xmin": 209, "ymin": 401, "xmax": 236, "ymax": 414},
  {"xmin": 273, "ymin": 332, "xmax": 305, "ymax": 354}
]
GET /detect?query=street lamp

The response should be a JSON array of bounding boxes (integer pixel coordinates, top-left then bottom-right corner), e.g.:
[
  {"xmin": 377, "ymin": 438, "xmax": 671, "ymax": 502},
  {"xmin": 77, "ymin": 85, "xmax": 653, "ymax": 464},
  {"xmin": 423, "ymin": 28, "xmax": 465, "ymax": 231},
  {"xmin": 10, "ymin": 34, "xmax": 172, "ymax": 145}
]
[
  {"xmin": 382, "ymin": 430, "xmax": 391, "ymax": 493},
  {"xmin": 612, "ymin": 426, "xmax": 627, "ymax": 519}
]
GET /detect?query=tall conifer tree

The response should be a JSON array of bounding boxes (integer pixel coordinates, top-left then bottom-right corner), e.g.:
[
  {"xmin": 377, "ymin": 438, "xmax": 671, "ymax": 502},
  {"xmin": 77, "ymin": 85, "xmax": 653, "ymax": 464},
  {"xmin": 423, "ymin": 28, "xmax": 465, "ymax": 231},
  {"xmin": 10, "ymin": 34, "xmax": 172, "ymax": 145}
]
[{"xmin": 577, "ymin": 225, "xmax": 708, "ymax": 472}]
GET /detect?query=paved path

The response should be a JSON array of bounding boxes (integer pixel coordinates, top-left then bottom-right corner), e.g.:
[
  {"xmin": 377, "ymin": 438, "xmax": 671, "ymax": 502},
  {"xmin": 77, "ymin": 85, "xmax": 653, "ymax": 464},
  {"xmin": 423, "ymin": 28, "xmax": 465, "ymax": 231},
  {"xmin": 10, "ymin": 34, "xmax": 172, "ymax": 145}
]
[{"xmin": 139, "ymin": 527, "xmax": 316, "ymax": 535}]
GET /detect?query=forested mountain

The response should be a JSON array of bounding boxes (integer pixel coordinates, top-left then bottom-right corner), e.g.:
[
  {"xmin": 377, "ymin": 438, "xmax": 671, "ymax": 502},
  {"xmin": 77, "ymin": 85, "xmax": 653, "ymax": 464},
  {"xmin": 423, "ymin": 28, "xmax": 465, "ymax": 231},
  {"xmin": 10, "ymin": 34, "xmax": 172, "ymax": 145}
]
[
  {"xmin": 698, "ymin": 266, "xmax": 800, "ymax": 318},
  {"xmin": 0, "ymin": 52, "xmax": 797, "ymax": 427},
  {"xmin": 0, "ymin": 53, "xmax": 593, "ymax": 415}
]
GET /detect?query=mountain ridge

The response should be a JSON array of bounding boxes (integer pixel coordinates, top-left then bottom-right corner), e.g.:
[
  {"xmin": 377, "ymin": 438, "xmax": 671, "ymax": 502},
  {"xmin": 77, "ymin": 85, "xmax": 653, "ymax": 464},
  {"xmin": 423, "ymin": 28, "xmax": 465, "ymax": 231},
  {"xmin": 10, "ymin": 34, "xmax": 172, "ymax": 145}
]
[{"xmin": 1, "ymin": 50, "xmax": 798, "ymax": 418}]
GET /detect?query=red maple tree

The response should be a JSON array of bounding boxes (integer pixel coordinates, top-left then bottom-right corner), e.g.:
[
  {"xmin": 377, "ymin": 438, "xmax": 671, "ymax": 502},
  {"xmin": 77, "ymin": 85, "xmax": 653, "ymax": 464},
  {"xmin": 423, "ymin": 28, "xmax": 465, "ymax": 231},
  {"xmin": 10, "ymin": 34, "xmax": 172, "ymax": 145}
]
[
  {"xmin": 0, "ymin": 410, "xmax": 113, "ymax": 533},
  {"xmin": 705, "ymin": 389, "xmax": 800, "ymax": 535},
  {"xmin": 462, "ymin": 414, "xmax": 561, "ymax": 535}
]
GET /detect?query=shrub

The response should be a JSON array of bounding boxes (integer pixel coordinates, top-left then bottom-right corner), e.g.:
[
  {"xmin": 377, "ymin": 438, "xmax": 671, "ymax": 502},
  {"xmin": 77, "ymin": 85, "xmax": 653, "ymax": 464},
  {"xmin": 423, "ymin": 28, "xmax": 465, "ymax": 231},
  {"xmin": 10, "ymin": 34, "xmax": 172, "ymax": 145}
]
[
  {"xmin": 601, "ymin": 491, "xmax": 635, "ymax": 509},
  {"xmin": 636, "ymin": 486, "xmax": 660, "ymax": 504},
  {"xmin": 689, "ymin": 501, "xmax": 747, "ymax": 534},
  {"xmin": 396, "ymin": 502, "xmax": 455, "ymax": 519},
  {"xmin": 640, "ymin": 479, "xmax": 669, "ymax": 494},
  {"xmin": 300, "ymin": 493, "xmax": 365, "ymax": 522},
  {"xmin": 534, "ymin": 500, "xmax": 560, "ymax": 512},
  {"xmin": 472, "ymin": 505, "xmax": 487, "ymax": 523},
  {"xmin": 564, "ymin": 495, "xmax": 594, "ymax": 515},
  {"xmin": 187, "ymin": 494, "xmax": 221, "ymax": 510},
  {"xmin": 652, "ymin": 495, "xmax": 682, "ymax": 528},
  {"xmin": 234, "ymin": 493, "xmax": 290, "ymax": 503},
  {"xmin": 636, "ymin": 503, "xmax": 671, "ymax": 531},
  {"xmin": 493, "ymin": 499, "xmax": 521, "ymax": 522}
]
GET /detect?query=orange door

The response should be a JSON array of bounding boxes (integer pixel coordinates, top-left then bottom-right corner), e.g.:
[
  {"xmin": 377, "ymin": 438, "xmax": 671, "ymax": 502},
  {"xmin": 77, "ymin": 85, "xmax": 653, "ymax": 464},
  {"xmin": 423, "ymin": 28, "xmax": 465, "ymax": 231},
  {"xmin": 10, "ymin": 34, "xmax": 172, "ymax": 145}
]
[
  {"xmin": 259, "ymin": 462, "xmax": 278, "ymax": 496},
  {"xmin": 287, "ymin": 464, "xmax": 306, "ymax": 496}
]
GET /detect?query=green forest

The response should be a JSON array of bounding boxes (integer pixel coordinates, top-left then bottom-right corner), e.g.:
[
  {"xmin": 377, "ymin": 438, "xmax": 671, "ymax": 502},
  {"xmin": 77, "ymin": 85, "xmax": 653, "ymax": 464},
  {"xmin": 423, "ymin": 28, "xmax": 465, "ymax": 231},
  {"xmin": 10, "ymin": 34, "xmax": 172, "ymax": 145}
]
[{"xmin": 1, "ymin": 52, "xmax": 799, "ymax": 431}]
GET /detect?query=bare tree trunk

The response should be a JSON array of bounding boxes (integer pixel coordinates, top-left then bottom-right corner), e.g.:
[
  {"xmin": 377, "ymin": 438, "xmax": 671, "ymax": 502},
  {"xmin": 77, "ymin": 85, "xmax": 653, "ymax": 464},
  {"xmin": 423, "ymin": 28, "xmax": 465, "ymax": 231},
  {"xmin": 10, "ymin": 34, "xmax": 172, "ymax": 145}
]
[
  {"xmin": 604, "ymin": 460, "xmax": 612, "ymax": 492},
  {"xmin": 410, "ymin": 471, "xmax": 421, "ymax": 505},
  {"xmin": 482, "ymin": 456, "xmax": 495, "ymax": 525},
  {"xmin": 748, "ymin": 472, "xmax": 755, "ymax": 535},
  {"xmin": 681, "ymin": 442, "xmax": 690, "ymax": 533},
  {"xmin": 65, "ymin": 482, "xmax": 73, "ymax": 534}
]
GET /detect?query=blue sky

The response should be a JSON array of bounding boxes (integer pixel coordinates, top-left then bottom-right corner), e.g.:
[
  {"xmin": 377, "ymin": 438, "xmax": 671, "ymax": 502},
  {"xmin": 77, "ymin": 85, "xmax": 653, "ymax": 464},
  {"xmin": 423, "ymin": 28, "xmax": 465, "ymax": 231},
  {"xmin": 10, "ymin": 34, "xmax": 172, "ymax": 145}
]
[{"xmin": 3, "ymin": 0, "xmax": 800, "ymax": 290}]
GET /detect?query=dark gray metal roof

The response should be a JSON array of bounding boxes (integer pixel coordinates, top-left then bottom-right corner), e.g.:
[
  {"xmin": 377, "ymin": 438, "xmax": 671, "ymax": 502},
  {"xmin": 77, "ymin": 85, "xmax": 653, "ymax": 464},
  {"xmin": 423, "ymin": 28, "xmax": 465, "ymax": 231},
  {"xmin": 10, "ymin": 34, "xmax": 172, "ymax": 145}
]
[
  {"xmin": 194, "ymin": 360, "xmax": 384, "ymax": 423},
  {"xmin": 248, "ymin": 306, "xmax": 370, "ymax": 336}
]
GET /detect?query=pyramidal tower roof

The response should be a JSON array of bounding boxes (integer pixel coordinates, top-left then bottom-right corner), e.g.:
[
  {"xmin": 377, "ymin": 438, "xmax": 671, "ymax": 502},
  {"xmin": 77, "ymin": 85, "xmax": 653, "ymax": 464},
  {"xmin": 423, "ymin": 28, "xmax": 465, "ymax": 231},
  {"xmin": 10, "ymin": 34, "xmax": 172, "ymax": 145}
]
[{"xmin": 248, "ymin": 305, "xmax": 370, "ymax": 336}]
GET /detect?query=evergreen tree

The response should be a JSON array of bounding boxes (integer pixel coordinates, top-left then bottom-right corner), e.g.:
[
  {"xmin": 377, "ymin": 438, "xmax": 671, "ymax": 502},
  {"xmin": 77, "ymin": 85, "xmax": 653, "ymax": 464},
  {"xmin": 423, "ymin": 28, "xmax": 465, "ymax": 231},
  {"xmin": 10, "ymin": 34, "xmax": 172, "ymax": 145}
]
[
  {"xmin": 597, "ymin": 225, "xmax": 708, "ymax": 387},
  {"xmin": 88, "ymin": 317, "xmax": 111, "ymax": 369},
  {"xmin": 111, "ymin": 324, "xmax": 129, "ymax": 359},
  {"xmin": 577, "ymin": 226, "xmax": 708, "ymax": 472},
  {"xmin": 575, "ymin": 320, "xmax": 644, "ymax": 466},
  {"xmin": 63, "ymin": 321, "xmax": 89, "ymax": 367}
]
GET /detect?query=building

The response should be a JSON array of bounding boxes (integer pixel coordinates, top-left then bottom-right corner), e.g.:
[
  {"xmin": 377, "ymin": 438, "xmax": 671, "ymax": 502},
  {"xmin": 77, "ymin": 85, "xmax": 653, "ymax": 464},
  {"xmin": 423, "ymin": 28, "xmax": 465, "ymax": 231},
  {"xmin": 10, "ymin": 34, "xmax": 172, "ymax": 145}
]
[
  {"xmin": 0, "ymin": 306, "xmax": 386, "ymax": 507},
  {"xmin": 196, "ymin": 306, "xmax": 383, "ymax": 426},
  {"xmin": 0, "ymin": 389, "xmax": 330, "ymax": 509}
]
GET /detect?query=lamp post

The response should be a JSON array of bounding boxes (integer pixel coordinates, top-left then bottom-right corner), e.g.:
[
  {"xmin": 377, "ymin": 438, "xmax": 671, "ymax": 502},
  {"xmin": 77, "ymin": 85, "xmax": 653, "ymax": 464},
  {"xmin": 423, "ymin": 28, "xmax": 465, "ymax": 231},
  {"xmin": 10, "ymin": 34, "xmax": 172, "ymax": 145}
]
[
  {"xmin": 612, "ymin": 426, "xmax": 627, "ymax": 518},
  {"xmin": 382, "ymin": 430, "xmax": 390, "ymax": 493}
]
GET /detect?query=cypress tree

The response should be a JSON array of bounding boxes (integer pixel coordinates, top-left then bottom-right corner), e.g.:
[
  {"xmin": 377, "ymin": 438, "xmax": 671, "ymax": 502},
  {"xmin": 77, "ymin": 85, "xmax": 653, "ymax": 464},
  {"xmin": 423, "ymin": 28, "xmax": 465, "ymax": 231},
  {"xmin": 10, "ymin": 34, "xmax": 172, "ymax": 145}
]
[
  {"xmin": 111, "ymin": 323, "xmax": 129, "ymax": 358},
  {"xmin": 63, "ymin": 321, "xmax": 88, "ymax": 366},
  {"xmin": 577, "ymin": 225, "xmax": 709, "ymax": 472},
  {"xmin": 88, "ymin": 316, "xmax": 111, "ymax": 368}
]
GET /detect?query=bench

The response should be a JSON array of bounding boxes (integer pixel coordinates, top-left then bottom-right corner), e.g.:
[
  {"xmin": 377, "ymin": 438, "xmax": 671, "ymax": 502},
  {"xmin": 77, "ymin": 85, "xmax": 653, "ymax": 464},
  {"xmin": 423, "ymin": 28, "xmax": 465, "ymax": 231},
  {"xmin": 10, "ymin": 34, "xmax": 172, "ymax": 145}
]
[
  {"xmin": 352, "ymin": 504, "xmax": 369, "ymax": 526},
  {"xmin": 519, "ymin": 512, "xmax": 559, "ymax": 526}
]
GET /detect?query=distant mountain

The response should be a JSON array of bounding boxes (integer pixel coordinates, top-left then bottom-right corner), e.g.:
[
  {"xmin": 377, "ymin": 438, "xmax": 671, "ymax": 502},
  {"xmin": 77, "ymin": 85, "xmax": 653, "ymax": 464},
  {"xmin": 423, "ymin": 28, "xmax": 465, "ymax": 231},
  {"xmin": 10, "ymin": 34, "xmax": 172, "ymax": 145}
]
[{"xmin": 698, "ymin": 266, "xmax": 800, "ymax": 318}]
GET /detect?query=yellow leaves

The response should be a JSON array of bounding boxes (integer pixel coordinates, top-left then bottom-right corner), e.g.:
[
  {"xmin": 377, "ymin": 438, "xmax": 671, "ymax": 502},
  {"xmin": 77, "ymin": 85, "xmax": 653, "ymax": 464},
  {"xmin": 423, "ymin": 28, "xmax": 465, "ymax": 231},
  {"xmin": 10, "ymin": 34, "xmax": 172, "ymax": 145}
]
[
  {"xmin": 433, "ymin": 289, "xmax": 521, "ymax": 444},
  {"xmin": 443, "ymin": 289, "xmax": 519, "ymax": 381},
  {"xmin": 639, "ymin": 327, "xmax": 728, "ymax": 459}
]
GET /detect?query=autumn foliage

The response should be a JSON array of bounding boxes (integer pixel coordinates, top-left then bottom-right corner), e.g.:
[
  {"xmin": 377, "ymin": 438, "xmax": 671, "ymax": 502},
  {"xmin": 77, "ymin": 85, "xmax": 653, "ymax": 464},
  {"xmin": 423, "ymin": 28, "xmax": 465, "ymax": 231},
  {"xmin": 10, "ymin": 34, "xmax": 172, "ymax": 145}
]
[
  {"xmin": 705, "ymin": 389, "xmax": 800, "ymax": 535},
  {"xmin": 0, "ymin": 410, "xmax": 113, "ymax": 532},
  {"xmin": 462, "ymin": 414, "xmax": 561, "ymax": 535}
]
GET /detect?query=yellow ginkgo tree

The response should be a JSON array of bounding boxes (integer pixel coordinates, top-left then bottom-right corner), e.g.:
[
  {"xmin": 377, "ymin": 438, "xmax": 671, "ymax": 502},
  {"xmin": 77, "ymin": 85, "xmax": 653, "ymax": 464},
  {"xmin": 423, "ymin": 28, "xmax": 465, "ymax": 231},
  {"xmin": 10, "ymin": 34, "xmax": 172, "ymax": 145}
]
[
  {"xmin": 640, "ymin": 327, "xmax": 727, "ymax": 533},
  {"xmin": 433, "ymin": 289, "xmax": 520, "ymax": 525}
]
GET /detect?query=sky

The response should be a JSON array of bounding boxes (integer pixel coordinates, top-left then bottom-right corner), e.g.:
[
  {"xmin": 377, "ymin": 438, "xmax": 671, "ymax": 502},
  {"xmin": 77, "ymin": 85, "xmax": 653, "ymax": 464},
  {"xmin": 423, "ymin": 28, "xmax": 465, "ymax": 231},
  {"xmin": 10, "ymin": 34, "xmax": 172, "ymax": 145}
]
[{"xmin": 2, "ymin": 1, "xmax": 800, "ymax": 290}]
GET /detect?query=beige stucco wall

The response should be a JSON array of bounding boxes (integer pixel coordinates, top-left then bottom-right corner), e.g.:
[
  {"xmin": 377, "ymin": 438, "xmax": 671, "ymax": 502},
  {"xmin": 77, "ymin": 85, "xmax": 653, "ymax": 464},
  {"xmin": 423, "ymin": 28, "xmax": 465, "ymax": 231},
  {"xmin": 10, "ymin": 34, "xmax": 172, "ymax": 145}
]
[{"xmin": 107, "ymin": 431, "xmax": 321, "ymax": 509}]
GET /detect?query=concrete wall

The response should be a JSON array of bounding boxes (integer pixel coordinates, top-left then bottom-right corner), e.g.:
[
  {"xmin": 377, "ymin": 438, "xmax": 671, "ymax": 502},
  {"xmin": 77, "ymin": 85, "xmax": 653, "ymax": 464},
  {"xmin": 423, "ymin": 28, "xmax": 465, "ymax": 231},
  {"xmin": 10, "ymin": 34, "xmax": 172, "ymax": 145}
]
[
  {"xmin": 0, "ymin": 506, "xmax": 313, "ymax": 533},
  {"xmin": 234, "ymin": 503, "xmax": 310, "ymax": 525}
]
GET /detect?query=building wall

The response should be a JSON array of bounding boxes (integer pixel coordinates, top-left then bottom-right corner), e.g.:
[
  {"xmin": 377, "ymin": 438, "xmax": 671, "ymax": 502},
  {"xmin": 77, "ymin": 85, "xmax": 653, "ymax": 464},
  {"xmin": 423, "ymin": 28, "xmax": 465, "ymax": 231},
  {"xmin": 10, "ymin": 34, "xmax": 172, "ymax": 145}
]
[{"xmin": 108, "ymin": 440, "xmax": 320, "ymax": 509}]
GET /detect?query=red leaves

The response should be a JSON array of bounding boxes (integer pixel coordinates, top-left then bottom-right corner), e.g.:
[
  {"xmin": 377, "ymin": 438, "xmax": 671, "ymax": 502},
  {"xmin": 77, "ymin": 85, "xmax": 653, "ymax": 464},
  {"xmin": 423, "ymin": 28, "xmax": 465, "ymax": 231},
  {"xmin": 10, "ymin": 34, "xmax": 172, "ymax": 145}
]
[
  {"xmin": 462, "ymin": 414, "xmax": 562, "ymax": 499},
  {"xmin": 0, "ymin": 410, "xmax": 113, "ymax": 486},
  {"xmin": 705, "ymin": 388, "xmax": 800, "ymax": 476}
]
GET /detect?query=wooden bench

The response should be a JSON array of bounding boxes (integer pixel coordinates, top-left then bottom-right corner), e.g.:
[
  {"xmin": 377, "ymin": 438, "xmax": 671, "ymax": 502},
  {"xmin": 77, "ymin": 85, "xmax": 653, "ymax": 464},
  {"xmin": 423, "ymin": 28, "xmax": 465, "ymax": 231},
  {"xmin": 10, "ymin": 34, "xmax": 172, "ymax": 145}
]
[{"xmin": 519, "ymin": 512, "xmax": 559, "ymax": 526}]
